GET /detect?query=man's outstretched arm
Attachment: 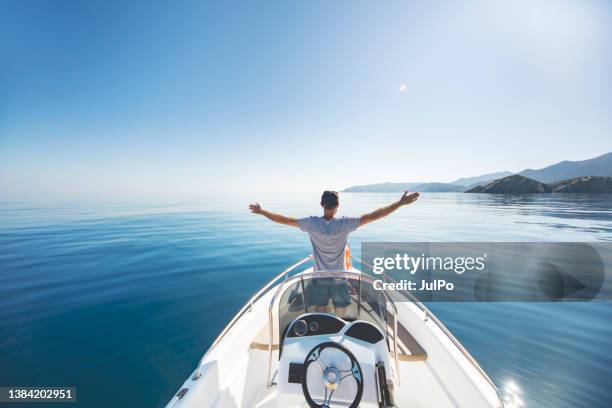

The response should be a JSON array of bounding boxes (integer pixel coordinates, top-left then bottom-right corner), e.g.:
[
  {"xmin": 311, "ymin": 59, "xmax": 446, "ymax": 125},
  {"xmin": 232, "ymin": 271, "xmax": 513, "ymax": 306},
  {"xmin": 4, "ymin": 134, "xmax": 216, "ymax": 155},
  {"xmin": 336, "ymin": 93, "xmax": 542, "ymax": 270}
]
[
  {"xmin": 249, "ymin": 203, "xmax": 299, "ymax": 227},
  {"xmin": 359, "ymin": 191, "xmax": 419, "ymax": 227}
]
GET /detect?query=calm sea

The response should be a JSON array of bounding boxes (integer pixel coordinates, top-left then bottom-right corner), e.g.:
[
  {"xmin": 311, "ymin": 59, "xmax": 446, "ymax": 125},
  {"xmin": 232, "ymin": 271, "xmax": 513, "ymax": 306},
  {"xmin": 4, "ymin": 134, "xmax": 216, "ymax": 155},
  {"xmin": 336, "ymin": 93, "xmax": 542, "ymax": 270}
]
[{"xmin": 1, "ymin": 193, "xmax": 611, "ymax": 407}]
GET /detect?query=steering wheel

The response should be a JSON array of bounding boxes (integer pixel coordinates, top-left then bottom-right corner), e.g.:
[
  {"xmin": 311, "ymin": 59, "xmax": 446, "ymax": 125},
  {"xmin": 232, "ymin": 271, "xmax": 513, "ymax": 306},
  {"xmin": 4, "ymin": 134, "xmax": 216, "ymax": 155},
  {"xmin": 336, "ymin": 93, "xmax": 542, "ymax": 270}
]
[{"xmin": 301, "ymin": 342, "xmax": 364, "ymax": 408}]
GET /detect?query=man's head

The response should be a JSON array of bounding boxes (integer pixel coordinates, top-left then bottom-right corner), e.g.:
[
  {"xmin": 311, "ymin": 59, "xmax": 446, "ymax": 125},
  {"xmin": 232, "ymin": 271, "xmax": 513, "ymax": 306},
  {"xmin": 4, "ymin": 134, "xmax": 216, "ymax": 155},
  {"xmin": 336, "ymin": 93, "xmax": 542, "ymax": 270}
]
[{"xmin": 321, "ymin": 190, "xmax": 339, "ymax": 218}]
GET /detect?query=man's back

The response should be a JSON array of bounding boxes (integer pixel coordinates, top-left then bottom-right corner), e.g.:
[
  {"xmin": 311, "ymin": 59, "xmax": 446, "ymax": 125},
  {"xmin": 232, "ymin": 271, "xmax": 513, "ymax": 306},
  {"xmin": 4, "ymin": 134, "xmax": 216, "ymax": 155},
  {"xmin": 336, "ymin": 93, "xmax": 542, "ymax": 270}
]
[{"xmin": 297, "ymin": 216, "xmax": 360, "ymax": 272}]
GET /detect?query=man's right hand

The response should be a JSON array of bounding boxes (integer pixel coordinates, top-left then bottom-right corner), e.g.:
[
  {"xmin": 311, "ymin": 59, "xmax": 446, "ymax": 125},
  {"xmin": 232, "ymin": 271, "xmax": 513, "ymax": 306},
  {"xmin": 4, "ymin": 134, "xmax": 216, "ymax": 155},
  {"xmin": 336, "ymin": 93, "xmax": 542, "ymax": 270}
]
[
  {"xmin": 249, "ymin": 203, "xmax": 263, "ymax": 214},
  {"xmin": 399, "ymin": 191, "xmax": 419, "ymax": 206}
]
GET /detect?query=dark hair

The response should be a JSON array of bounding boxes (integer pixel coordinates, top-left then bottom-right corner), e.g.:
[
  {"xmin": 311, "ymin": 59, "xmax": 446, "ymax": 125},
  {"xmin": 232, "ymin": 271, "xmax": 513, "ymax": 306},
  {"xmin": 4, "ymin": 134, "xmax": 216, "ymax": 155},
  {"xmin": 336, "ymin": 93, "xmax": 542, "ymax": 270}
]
[{"xmin": 321, "ymin": 190, "xmax": 339, "ymax": 209}]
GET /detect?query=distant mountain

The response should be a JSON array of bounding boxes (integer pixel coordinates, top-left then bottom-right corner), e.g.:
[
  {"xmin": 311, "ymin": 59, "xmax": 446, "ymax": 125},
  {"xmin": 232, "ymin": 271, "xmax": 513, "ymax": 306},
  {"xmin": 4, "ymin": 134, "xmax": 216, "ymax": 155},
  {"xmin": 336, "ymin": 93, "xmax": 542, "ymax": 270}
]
[
  {"xmin": 454, "ymin": 152, "xmax": 612, "ymax": 186},
  {"xmin": 412, "ymin": 183, "xmax": 466, "ymax": 192},
  {"xmin": 467, "ymin": 175, "xmax": 551, "ymax": 194},
  {"xmin": 550, "ymin": 176, "xmax": 612, "ymax": 193},
  {"xmin": 343, "ymin": 182, "xmax": 421, "ymax": 193},
  {"xmin": 467, "ymin": 175, "xmax": 612, "ymax": 194},
  {"xmin": 343, "ymin": 152, "xmax": 612, "ymax": 193},
  {"xmin": 343, "ymin": 182, "xmax": 466, "ymax": 193},
  {"xmin": 452, "ymin": 171, "xmax": 513, "ymax": 187},
  {"xmin": 518, "ymin": 152, "xmax": 612, "ymax": 183}
]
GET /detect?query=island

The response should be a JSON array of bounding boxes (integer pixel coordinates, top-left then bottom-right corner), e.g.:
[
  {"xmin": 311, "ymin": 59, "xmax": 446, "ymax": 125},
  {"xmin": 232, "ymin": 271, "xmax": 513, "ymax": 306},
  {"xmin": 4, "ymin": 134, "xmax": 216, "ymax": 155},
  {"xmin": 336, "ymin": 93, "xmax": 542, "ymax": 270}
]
[
  {"xmin": 466, "ymin": 175, "xmax": 551, "ymax": 194},
  {"xmin": 550, "ymin": 176, "xmax": 612, "ymax": 193},
  {"xmin": 466, "ymin": 175, "xmax": 612, "ymax": 194}
]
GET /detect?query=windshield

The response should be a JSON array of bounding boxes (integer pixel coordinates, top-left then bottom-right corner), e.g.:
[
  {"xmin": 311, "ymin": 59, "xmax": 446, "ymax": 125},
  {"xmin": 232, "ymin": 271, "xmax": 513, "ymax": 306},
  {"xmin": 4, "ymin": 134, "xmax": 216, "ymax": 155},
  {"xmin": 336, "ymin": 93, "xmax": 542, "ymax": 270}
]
[{"xmin": 277, "ymin": 271, "xmax": 392, "ymax": 351}]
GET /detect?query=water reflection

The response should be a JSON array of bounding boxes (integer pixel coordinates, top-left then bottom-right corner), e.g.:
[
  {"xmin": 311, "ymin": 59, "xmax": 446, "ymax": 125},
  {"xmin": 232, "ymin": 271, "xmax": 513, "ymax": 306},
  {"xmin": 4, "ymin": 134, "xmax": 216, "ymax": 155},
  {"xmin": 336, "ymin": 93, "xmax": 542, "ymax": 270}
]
[{"xmin": 503, "ymin": 379, "xmax": 525, "ymax": 407}]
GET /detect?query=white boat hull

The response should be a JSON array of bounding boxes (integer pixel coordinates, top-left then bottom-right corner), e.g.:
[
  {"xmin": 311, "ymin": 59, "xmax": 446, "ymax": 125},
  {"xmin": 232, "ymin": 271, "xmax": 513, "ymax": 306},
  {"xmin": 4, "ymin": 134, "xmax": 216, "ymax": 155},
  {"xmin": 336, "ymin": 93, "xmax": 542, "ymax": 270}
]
[{"xmin": 166, "ymin": 262, "xmax": 502, "ymax": 408}]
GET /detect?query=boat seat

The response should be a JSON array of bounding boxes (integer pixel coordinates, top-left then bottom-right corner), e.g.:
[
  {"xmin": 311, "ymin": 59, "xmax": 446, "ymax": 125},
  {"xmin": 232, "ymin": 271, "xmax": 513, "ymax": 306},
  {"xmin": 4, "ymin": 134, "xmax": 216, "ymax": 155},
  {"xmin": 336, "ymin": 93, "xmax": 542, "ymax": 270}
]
[
  {"xmin": 388, "ymin": 321, "xmax": 427, "ymax": 362},
  {"xmin": 357, "ymin": 294, "xmax": 427, "ymax": 362},
  {"xmin": 250, "ymin": 321, "xmax": 280, "ymax": 352},
  {"xmin": 250, "ymin": 342, "xmax": 279, "ymax": 351}
]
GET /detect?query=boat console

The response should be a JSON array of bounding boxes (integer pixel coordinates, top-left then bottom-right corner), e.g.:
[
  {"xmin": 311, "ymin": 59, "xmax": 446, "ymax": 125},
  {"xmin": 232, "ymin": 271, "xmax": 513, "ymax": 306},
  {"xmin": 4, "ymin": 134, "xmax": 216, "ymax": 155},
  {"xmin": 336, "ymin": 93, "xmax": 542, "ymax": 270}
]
[{"xmin": 277, "ymin": 313, "xmax": 394, "ymax": 408}]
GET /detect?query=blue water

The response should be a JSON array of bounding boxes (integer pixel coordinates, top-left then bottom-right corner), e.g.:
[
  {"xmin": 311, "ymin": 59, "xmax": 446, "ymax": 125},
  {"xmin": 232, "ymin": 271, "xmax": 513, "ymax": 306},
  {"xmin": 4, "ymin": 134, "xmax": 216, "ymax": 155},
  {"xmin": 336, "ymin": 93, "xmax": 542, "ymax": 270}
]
[{"xmin": 1, "ymin": 193, "xmax": 611, "ymax": 407}]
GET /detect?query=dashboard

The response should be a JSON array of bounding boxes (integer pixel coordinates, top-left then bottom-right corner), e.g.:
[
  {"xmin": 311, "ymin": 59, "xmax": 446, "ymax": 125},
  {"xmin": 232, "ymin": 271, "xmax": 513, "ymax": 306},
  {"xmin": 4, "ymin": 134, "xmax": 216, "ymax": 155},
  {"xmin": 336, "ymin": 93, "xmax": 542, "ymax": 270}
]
[
  {"xmin": 286, "ymin": 314, "xmax": 346, "ymax": 338},
  {"xmin": 285, "ymin": 313, "xmax": 384, "ymax": 345}
]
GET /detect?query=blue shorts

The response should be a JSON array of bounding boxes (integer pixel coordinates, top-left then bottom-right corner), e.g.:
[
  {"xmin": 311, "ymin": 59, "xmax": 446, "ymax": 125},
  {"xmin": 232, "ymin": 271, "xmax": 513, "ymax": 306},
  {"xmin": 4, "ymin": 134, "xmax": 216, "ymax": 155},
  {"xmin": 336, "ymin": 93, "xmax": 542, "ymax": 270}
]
[{"xmin": 306, "ymin": 279, "xmax": 351, "ymax": 308}]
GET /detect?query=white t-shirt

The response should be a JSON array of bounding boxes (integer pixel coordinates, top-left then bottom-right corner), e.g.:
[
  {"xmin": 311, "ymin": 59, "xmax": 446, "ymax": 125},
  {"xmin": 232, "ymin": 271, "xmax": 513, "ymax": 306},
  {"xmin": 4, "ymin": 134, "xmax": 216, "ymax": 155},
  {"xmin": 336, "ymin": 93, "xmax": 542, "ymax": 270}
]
[{"xmin": 297, "ymin": 216, "xmax": 360, "ymax": 271}]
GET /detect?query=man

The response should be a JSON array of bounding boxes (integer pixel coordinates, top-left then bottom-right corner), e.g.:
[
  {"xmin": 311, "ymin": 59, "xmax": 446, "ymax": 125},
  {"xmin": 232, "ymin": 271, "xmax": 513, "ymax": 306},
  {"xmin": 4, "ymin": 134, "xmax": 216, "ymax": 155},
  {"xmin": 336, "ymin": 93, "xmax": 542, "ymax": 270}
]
[{"xmin": 249, "ymin": 190, "xmax": 419, "ymax": 314}]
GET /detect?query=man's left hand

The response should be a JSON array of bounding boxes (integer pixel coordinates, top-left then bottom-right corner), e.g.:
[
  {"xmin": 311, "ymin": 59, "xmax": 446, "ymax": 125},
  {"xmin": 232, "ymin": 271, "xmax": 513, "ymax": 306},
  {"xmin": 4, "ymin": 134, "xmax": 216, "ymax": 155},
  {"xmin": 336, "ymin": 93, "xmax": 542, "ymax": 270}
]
[{"xmin": 399, "ymin": 191, "xmax": 419, "ymax": 206}]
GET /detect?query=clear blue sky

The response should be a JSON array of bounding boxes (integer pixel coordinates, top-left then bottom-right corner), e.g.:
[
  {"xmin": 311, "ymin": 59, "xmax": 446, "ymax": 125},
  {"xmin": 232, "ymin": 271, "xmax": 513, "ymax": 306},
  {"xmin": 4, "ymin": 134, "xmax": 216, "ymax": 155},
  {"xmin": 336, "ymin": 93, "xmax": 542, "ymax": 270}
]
[{"xmin": 1, "ymin": 0, "xmax": 611, "ymax": 199}]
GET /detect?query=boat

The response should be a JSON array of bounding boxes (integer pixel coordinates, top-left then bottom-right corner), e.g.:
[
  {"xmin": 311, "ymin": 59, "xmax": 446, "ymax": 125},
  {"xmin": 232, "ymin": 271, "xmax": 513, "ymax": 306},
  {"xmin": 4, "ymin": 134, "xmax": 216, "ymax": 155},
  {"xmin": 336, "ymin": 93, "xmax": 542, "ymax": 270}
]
[{"xmin": 165, "ymin": 255, "xmax": 504, "ymax": 407}]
